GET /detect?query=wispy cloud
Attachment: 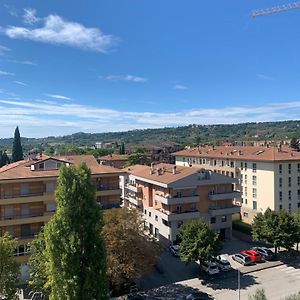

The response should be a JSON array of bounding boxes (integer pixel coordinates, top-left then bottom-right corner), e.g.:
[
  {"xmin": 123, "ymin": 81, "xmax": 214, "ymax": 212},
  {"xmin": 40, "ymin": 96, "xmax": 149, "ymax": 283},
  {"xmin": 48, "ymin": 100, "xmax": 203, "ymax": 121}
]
[
  {"xmin": 3, "ymin": 12, "xmax": 118, "ymax": 53},
  {"xmin": 23, "ymin": 8, "xmax": 40, "ymax": 25},
  {"xmin": 0, "ymin": 45, "xmax": 10, "ymax": 56},
  {"xmin": 257, "ymin": 74, "xmax": 274, "ymax": 81},
  {"xmin": 0, "ymin": 98, "xmax": 300, "ymax": 137},
  {"xmin": 3, "ymin": 4, "xmax": 19, "ymax": 17},
  {"xmin": 101, "ymin": 74, "xmax": 147, "ymax": 82},
  {"xmin": 7, "ymin": 59, "xmax": 37, "ymax": 66},
  {"xmin": 0, "ymin": 70, "xmax": 15, "ymax": 76},
  {"xmin": 46, "ymin": 94, "xmax": 72, "ymax": 100},
  {"xmin": 14, "ymin": 81, "xmax": 27, "ymax": 86},
  {"xmin": 173, "ymin": 84, "xmax": 187, "ymax": 90}
]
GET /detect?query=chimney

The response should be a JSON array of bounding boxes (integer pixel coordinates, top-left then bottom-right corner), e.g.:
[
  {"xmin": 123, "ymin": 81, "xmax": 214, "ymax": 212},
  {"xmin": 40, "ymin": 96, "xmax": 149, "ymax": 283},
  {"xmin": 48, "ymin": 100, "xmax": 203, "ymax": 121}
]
[{"xmin": 172, "ymin": 165, "xmax": 177, "ymax": 175}]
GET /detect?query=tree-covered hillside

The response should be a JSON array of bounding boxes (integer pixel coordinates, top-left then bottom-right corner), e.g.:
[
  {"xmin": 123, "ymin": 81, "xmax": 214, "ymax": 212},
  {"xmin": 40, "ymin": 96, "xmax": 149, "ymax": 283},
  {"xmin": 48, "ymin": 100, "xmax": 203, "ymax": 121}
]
[{"xmin": 1, "ymin": 120, "xmax": 300, "ymax": 151}]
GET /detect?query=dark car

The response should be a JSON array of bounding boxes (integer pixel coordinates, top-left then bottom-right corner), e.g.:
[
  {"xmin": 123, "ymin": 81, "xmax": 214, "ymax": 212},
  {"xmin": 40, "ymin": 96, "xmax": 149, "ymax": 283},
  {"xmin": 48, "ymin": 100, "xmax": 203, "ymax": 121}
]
[
  {"xmin": 169, "ymin": 245, "xmax": 180, "ymax": 257},
  {"xmin": 251, "ymin": 247, "xmax": 275, "ymax": 261},
  {"xmin": 178, "ymin": 291, "xmax": 214, "ymax": 300}
]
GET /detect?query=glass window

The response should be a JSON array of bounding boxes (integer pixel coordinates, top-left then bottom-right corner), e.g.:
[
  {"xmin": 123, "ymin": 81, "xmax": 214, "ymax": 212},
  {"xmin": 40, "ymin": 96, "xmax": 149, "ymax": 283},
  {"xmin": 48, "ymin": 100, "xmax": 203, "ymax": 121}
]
[
  {"xmin": 253, "ymin": 163, "xmax": 257, "ymax": 173},
  {"xmin": 253, "ymin": 201, "xmax": 257, "ymax": 210},
  {"xmin": 210, "ymin": 217, "xmax": 216, "ymax": 224},
  {"xmin": 298, "ymin": 163, "xmax": 300, "ymax": 173},
  {"xmin": 221, "ymin": 216, "xmax": 227, "ymax": 222},
  {"xmin": 279, "ymin": 164, "xmax": 282, "ymax": 174},
  {"xmin": 245, "ymin": 175, "xmax": 248, "ymax": 185},
  {"xmin": 288, "ymin": 177, "xmax": 292, "ymax": 187},
  {"xmin": 289, "ymin": 203, "xmax": 292, "ymax": 214},
  {"xmin": 279, "ymin": 204, "xmax": 283, "ymax": 210},
  {"xmin": 245, "ymin": 198, "xmax": 248, "ymax": 204},
  {"xmin": 252, "ymin": 176, "xmax": 257, "ymax": 186},
  {"xmin": 245, "ymin": 163, "xmax": 248, "ymax": 171},
  {"xmin": 298, "ymin": 190, "xmax": 300, "ymax": 200},
  {"xmin": 288, "ymin": 190, "xmax": 292, "ymax": 201},
  {"xmin": 244, "ymin": 187, "xmax": 247, "ymax": 197},
  {"xmin": 288, "ymin": 164, "xmax": 291, "ymax": 174},
  {"xmin": 279, "ymin": 177, "xmax": 282, "ymax": 188},
  {"xmin": 279, "ymin": 191, "xmax": 282, "ymax": 202},
  {"xmin": 253, "ymin": 188, "xmax": 257, "ymax": 199},
  {"xmin": 241, "ymin": 162, "xmax": 243, "ymax": 170},
  {"xmin": 298, "ymin": 176, "xmax": 300, "ymax": 186}
]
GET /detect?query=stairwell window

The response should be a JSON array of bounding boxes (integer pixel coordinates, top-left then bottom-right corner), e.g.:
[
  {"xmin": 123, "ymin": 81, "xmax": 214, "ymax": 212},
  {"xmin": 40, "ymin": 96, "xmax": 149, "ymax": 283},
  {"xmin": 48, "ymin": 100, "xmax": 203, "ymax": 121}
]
[
  {"xmin": 288, "ymin": 190, "xmax": 292, "ymax": 201},
  {"xmin": 298, "ymin": 176, "xmax": 300, "ymax": 186},
  {"xmin": 288, "ymin": 164, "xmax": 291, "ymax": 174},
  {"xmin": 279, "ymin": 164, "xmax": 282, "ymax": 174},
  {"xmin": 253, "ymin": 201, "xmax": 257, "ymax": 210},
  {"xmin": 279, "ymin": 178, "xmax": 282, "ymax": 188},
  {"xmin": 252, "ymin": 188, "xmax": 257, "ymax": 199},
  {"xmin": 252, "ymin": 176, "xmax": 257, "ymax": 186},
  {"xmin": 298, "ymin": 163, "xmax": 300, "ymax": 173},
  {"xmin": 253, "ymin": 163, "xmax": 257, "ymax": 173},
  {"xmin": 288, "ymin": 177, "xmax": 292, "ymax": 187},
  {"xmin": 279, "ymin": 191, "xmax": 282, "ymax": 202}
]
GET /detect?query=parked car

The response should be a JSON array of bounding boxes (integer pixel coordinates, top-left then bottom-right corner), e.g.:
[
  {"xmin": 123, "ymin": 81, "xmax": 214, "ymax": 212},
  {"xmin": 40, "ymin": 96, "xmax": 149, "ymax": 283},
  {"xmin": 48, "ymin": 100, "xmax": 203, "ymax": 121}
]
[
  {"xmin": 201, "ymin": 261, "xmax": 220, "ymax": 275},
  {"xmin": 251, "ymin": 247, "xmax": 275, "ymax": 261},
  {"xmin": 232, "ymin": 253, "xmax": 253, "ymax": 266},
  {"xmin": 178, "ymin": 291, "xmax": 214, "ymax": 300},
  {"xmin": 241, "ymin": 249, "xmax": 263, "ymax": 263},
  {"xmin": 169, "ymin": 245, "xmax": 180, "ymax": 257},
  {"xmin": 215, "ymin": 255, "xmax": 232, "ymax": 271}
]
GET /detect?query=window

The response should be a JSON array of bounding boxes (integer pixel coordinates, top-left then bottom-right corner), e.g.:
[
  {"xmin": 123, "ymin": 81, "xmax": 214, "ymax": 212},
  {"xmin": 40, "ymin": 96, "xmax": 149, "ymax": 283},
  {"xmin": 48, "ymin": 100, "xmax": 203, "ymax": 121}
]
[
  {"xmin": 177, "ymin": 221, "xmax": 183, "ymax": 228},
  {"xmin": 288, "ymin": 177, "xmax": 292, "ymax": 187},
  {"xmin": 241, "ymin": 162, "xmax": 244, "ymax": 170},
  {"xmin": 289, "ymin": 203, "xmax": 292, "ymax": 214},
  {"xmin": 279, "ymin": 191, "xmax": 282, "ymax": 202},
  {"xmin": 38, "ymin": 163, "xmax": 44, "ymax": 170},
  {"xmin": 243, "ymin": 212, "xmax": 248, "ymax": 218},
  {"xmin": 214, "ymin": 160, "xmax": 217, "ymax": 166},
  {"xmin": 244, "ymin": 187, "xmax": 247, "ymax": 197},
  {"xmin": 279, "ymin": 178, "xmax": 282, "ymax": 188},
  {"xmin": 148, "ymin": 212, "xmax": 151, "ymax": 217},
  {"xmin": 288, "ymin": 190, "xmax": 292, "ymax": 201},
  {"xmin": 298, "ymin": 190, "xmax": 300, "ymax": 201},
  {"xmin": 245, "ymin": 163, "xmax": 248, "ymax": 171},
  {"xmin": 245, "ymin": 198, "xmax": 248, "ymax": 205},
  {"xmin": 253, "ymin": 163, "xmax": 257, "ymax": 173},
  {"xmin": 144, "ymin": 209, "xmax": 147, "ymax": 215},
  {"xmin": 252, "ymin": 176, "xmax": 257, "ymax": 186},
  {"xmin": 155, "ymin": 215, "xmax": 158, "ymax": 221},
  {"xmin": 288, "ymin": 164, "xmax": 291, "ymax": 174},
  {"xmin": 162, "ymin": 219, "xmax": 169, "ymax": 226},
  {"xmin": 210, "ymin": 217, "xmax": 216, "ymax": 224},
  {"xmin": 245, "ymin": 175, "xmax": 248, "ymax": 185},
  {"xmin": 279, "ymin": 204, "xmax": 283, "ymax": 210},
  {"xmin": 253, "ymin": 201, "xmax": 257, "ymax": 210},
  {"xmin": 279, "ymin": 164, "xmax": 282, "ymax": 174},
  {"xmin": 154, "ymin": 228, "xmax": 159, "ymax": 238},
  {"xmin": 298, "ymin": 163, "xmax": 300, "ymax": 173},
  {"xmin": 221, "ymin": 216, "xmax": 227, "ymax": 222},
  {"xmin": 298, "ymin": 202, "xmax": 300, "ymax": 208},
  {"xmin": 253, "ymin": 188, "xmax": 257, "ymax": 199},
  {"xmin": 230, "ymin": 161, "xmax": 234, "ymax": 168},
  {"xmin": 240, "ymin": 174, "xmax": 243, "ymax": 184}
]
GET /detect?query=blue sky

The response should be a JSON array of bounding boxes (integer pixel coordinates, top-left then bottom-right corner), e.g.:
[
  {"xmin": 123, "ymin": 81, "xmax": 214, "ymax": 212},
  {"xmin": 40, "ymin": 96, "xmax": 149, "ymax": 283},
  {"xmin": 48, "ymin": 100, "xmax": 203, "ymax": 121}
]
[{"xmin": 1, "ymin": 1, "xmax": 300, "ymax": 137}]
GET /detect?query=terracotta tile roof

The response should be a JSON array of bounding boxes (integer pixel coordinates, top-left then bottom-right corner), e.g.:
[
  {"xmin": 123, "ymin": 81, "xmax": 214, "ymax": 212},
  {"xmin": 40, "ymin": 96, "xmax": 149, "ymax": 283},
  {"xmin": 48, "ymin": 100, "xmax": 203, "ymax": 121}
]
[
  {"xmin": 0, "ymin": 155, "xmax": 123, "ymax": 181},
  {"xmin": 123, "ymin": 163, "xmax": 200, "ymax": 184},
  {"xmin": 172, "ymin": 145, "xmax": 300, "ymax": 162},
  {"xmin": 99, "ymin": 154, "xmax": 129, "ymax": 161}
]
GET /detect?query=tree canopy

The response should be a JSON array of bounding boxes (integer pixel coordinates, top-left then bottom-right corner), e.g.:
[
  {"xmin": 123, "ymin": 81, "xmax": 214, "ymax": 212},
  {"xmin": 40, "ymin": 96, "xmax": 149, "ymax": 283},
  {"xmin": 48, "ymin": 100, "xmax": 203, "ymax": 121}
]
[
  {"xmin": 12, "ymin": 126, "xmax": 23, "ymax": 162},
  {"xmin": 102, "ymin": 208, "xmax": 161, "ymax": 292},
  {"xmin": 29, "ymin": 163, "xmax": 108, "ymax": 300},
  {"xmin": 0, "ymin": 233, "xmax": 20, "ymax": 300},
  {"xmin": 179, "ymin": 219, "xmax": 221, "ymax": 265}
]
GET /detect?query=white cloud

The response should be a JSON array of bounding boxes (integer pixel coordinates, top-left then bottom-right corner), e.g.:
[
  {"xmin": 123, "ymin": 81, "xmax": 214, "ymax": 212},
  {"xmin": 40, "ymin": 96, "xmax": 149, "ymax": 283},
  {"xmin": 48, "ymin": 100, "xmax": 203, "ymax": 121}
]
[
  {"xmin": 173, "ymin": 84, "xmax": 187, "ymax": 90},
  {"xmin": 14, "ymin": 81, "xmax": 27, "ymax": 86},
  {"xmin": 3, "ymin": 13, "xmax": 118, "ymax": 53},
  {"xmin": 23, "ymin": 8, "xmax": 40, "ymax": 25},
  {"xmin": 0, "ymin": 98, "xmax": 300, "ymax": 137},
  {"xmin": 7, "ymin": 59, "xmax": 37, "ymax": 66},
  {"xmin": 102, "ymin": 74, "xmax": 147, "ymax": 82},
  {"xmin": 0, "ymin": 70, "xmax": 15, "ymax": 76},
  {"xmin": 0, "ymin": 45, "xmax": 10, "ymax": 56},
  {"xmin": 46, "ymin": 94, "xmax": 72, "ymax": 100},
  {"xmin": 257, "ymin": 74, "xmax": 274, "ymax": 81}
]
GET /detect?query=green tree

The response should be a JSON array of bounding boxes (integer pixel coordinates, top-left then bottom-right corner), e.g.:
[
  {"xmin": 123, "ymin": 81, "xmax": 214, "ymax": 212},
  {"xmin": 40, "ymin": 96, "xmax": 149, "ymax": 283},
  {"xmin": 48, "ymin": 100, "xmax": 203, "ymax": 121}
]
[
  {"xmin": 12, "ymin": 126, "xmax": 24, "ymax": 162},
  {"xmin": 293, "ymin": 209, "xmax": 300, "ymax": 252},
  {"xmin": 102, "ymin": 208, "xmax": 160, "ymax": 292},
  {"xmin": 284, "ymin": 292, "xmax": 300, "ymax": 300},
  {"xmin": 119, "ymin": 142, "xmax": 125, "ymax": 155},
  {"xmin": 0, "ymin": 150, "xmax": 10, "ymax": 167},
  {"xmin": 248, "ymin": 288, "xmax": 267, "ymax": 300},
  {"xmin": 179, "ymin": 219, "xmax": 221, "ymax": 266},
  {"xmin": 252, "ymin": 208, "xmax": 296, "ymax": 254},
  {"xmin": 31, "ymin": 163, "xmax": 108, "ymax": 300},
  {"xmin": 290, "ymin": 137, "xmax": 298, "ymax": 149},
  {"xmin": 0, "ymin": 233, "xmax": 20, "ymax": 300},
  {"xmin": 126, "ymin": 152, "xmax": 147, "ymax": 166}
]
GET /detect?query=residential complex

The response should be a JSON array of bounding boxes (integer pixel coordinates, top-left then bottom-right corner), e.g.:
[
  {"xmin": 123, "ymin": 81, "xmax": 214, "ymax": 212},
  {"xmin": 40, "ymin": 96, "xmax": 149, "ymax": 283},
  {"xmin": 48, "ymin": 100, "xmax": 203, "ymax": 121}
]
[
  {"xmin": 98, "ymin": 154, "xmax": 129, "ymax": 169},
  {"xmin": 120, "ymin": 163, "xmax": 240, "ymax": 245},
  {"xmin": 0, "ymin": 154, "xmax": 123, "ymax": 275},
  {"xmin": 173, "ymin": 145, "xmax": 300, "ymax": 223}
]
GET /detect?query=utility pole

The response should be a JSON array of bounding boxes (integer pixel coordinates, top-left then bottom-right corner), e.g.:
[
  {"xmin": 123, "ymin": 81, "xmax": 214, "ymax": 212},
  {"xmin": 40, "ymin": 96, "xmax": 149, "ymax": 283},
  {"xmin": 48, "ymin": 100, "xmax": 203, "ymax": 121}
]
[{"xmin": 238, "ymin": 269, "xmax": 241, "ymax": 300}]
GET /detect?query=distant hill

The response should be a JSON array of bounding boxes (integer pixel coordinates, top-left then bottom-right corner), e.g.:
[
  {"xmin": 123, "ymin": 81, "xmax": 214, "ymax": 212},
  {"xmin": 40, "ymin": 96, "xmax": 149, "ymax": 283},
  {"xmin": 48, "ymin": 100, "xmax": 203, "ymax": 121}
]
[{"xmin": 1, "ymin": 120, "xmax": 300, "ymax": 150}]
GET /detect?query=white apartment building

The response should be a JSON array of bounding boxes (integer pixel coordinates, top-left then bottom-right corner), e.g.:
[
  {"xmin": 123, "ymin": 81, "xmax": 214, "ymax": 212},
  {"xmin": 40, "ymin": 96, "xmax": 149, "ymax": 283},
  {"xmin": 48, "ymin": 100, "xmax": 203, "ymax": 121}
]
[
  {"xmin": 173, "ymin": 145, "xmax": 300, "ymax": 223},
  {"xmin": 120, "ymin": 163, "xmax": 240, "ymax": 245}
]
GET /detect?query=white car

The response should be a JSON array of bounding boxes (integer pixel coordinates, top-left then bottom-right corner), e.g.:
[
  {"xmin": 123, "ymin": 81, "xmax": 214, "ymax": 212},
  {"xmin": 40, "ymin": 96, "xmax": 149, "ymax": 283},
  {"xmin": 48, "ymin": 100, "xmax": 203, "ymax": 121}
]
[
  {"xmin": 200, "ymin": 261, "xmax": 220, "ymax": 275},
  {"xmin": 215, "ymin": 255, "xmax": 232, "ymax": 271}
]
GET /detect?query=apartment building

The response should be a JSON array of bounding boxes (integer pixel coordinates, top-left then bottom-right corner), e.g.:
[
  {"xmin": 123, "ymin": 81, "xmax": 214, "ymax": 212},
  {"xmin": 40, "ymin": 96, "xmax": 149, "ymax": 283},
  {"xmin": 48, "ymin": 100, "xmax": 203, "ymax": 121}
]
[
  {"xmin": 0, "ymin": 154, "xmax": 123, "ymax": 273},
  {"xmin": 173, "ymin": 145, "xmax": 300, "ymax": 223},
  {"xmin": 120, "ymin": 163, "xmax": 240, "ymax": 245},
  {"xmin": 98, "ymin": 154, "xmax": 129, "ymax": 169}
]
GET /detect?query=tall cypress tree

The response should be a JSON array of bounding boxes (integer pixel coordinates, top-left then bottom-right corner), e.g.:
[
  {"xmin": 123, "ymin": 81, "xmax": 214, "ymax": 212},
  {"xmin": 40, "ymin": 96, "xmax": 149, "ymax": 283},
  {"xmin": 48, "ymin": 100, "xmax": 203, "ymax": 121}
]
[
  {"xmin": 45, "ymin": 163, "xmax": 108, "ymax": 300},
  {"xmin": 12, "ymin": 126, "xmax": 23, "ymax": 162},
  {"xmin": 0, "ymin": 151, "xmax": 10, "ymax": 167}
]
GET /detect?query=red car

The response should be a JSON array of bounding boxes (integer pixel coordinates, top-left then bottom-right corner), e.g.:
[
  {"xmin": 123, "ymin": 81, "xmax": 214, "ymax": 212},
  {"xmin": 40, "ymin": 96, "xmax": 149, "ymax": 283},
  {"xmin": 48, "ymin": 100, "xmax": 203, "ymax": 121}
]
[{"xmin": 241, "ymin": 250, "xmax": 263, "ymax": 263}]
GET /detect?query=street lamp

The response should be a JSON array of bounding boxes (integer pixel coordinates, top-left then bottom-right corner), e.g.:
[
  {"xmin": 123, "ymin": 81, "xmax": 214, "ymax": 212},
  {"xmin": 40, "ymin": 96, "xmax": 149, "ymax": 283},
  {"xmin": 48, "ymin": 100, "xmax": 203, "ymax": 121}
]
[{"xmin": 238, "ymin": 269, "xmax": 241, "ymax": 300}]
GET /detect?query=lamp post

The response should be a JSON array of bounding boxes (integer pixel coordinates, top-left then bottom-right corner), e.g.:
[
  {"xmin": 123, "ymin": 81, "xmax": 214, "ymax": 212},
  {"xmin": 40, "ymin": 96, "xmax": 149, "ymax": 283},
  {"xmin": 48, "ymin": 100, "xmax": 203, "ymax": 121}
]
[{"xmin": 238, "ymin": 269, "xmax": 241, "ymax": 300}]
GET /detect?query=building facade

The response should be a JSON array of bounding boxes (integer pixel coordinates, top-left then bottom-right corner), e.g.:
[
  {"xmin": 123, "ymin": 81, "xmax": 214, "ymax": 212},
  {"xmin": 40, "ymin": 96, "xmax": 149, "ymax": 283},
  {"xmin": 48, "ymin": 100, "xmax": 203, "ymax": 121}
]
[
  {"xmin": 173, "ymin": 145, "xmax": 300, "ymax": 223},
  {"xmin": 0, "ymin": 154, "xmax": 123, "ymax": 274},
  {"xmin": 120, "ymin": 163, "xmax": 240, "ymax": 245},
  {"xmin": 98, "ymin": 154, "xmax": 129, "ymax": 169}
]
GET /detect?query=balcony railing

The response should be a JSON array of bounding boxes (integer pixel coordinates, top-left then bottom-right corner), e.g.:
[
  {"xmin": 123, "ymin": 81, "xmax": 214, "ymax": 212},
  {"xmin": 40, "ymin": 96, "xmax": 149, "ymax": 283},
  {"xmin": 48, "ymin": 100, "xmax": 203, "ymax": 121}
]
[
  {"xmin": 209, "ymin": 205, "xmax": 240, "ymax": 216},
  {"xmin": 0, "ymin": 212, "xmax": 44, "ymax": 221},
  {"xmin": 154, "ymin": 194, "xmax": 199, "ymax": 205},
  {"xmin": 125, "ymin": 183, "xmax": 141, "ymax": 193},
  {"xmin": 0, "ymin": 191, "xmax": 44, "ymax": 199},
  {"xmin": 208, "ymin": 191, "xmax": 241, "ymax": 201},
  {"xmin": 155, "ymin": 208, "xmax": 200, "ymax": 221},
  {"xmin": 97, "ymin": 185, "xmax": 119, "ymax": 191}
]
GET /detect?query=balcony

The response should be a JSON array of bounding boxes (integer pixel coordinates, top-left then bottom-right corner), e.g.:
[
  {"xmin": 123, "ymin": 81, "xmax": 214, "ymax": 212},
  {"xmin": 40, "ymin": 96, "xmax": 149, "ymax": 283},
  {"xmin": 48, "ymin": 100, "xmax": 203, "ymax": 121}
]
[
  {"xmin": 155, "ymin": 208, "xmax": 200, "ymax": 221},
  {"xmin": 125, "ymin": 183, "xmax": 142, "ymax": 193},
  {"xmin": 209, "ymin": 205, "xmax": 241, "ymax": 216},
  {"xmin": 96, "ymin": 185, "xmax": 122, "ymax": 197},
  {"xmin": 154, "ymin": 194, "xmax": 199, "ymax": 205},
  {"xmin": 0, "ymin": 191, "xmax": 54, "ymax": 205},
  {"xmin": 0, "ymin": 212, "xmax": 52, "ymax": 226},
  {"xmin": 209, "ymin": 191, "xmax": 241, "ymax": 201},
  {"xmin": 125, "ymin": 195, "xmax": 142, "ymax": 206}
]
